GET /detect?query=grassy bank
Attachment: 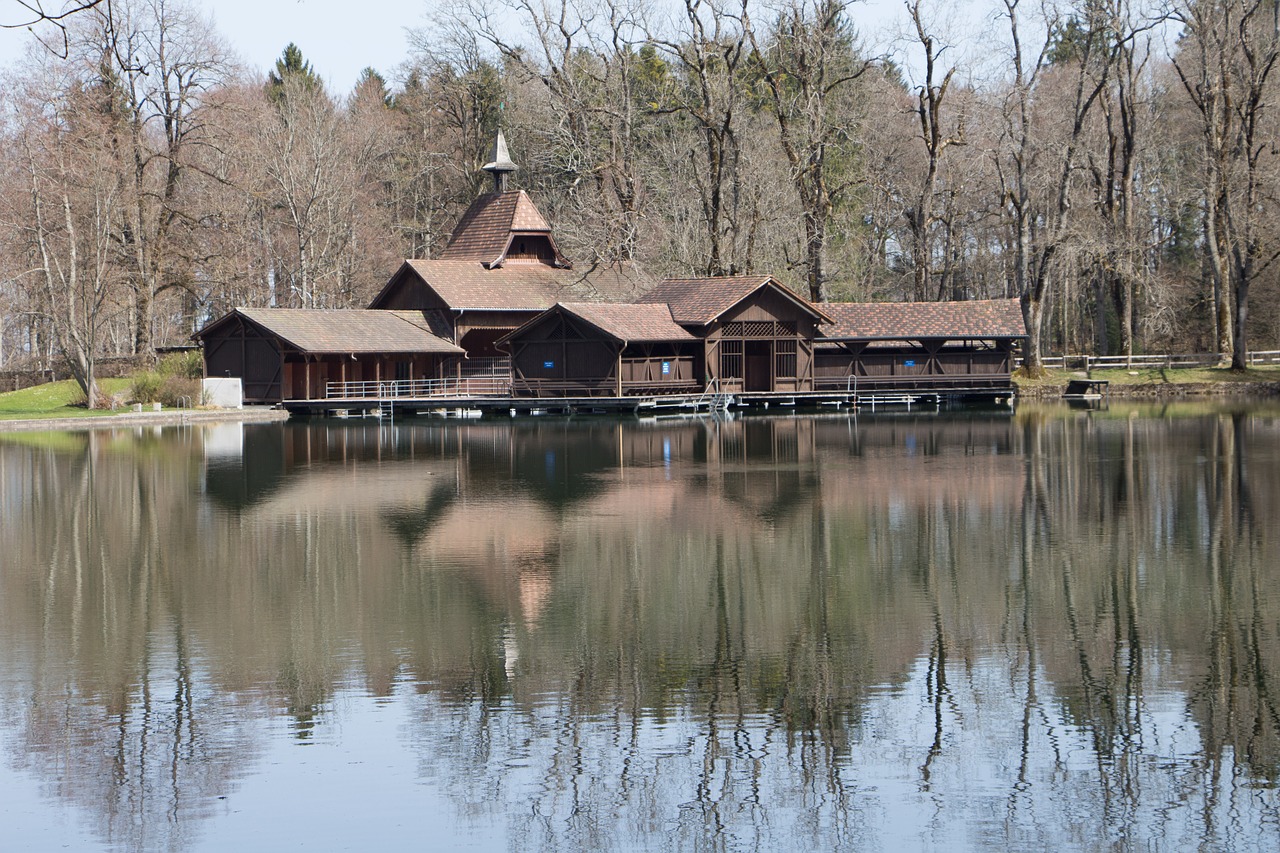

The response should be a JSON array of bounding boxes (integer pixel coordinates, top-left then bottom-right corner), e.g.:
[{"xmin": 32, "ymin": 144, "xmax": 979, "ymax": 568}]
[
  {"xmin": 4, "ymin": 362, "xmax": 1279, "ymax": 421},
  {"xmin": 1014, "ymin": 364, "xmax": 1280, "ymax": 397},
  {"xmin": 0, "ymin": 379, "xmax": 134, "ymax": 420},
  {"xmin": 0, "ymin": 352, "xmax": 204, "ymax": 421}
]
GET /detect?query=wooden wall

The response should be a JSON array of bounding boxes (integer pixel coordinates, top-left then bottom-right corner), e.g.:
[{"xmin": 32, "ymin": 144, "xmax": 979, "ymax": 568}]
[
  {"xmin": 703, "ymin": 289, "xmax": 818, "ymax": 393},
  {"xmin": 202, "ymin": 315, "xmax": 284, "ymax": 403},
  {"xmin": 506, "ymin": 311, "xmax": 700, "ymax": 397},
  {"xmin": 814, "ymin": 341, "xmax": 1016, "ymax": 390}
]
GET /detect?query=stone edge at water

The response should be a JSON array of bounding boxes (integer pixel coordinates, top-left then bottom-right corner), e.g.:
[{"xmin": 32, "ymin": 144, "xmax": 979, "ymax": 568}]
[{"xmin": 0, "ymin": 407, "xmax": 289, "ymax": 433}]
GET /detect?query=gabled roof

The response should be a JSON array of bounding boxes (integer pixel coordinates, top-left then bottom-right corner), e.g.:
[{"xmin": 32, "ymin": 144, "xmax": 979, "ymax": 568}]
[
  {"xmin": 194, "ymin": 308, "xmax": 464, "ymax": 354},
  {"xmin": 566, "ymin": 262, "xmax": 660, "ymax": 302},
  {"xmin": 552, "ymin": 302, "xmax": 697, "ymax": 343},
  {"xmin": 820, "ymin": 299, "xmax": 1027, "ymax": 341},
  {"xmin": 635, "ymin": 275, "xmax": 831, "ymax": 326},
  {"xmin": 437, "ymin": 190, "xmax": 568, "ymax": 267},
  {"xmin": 383, "ymin": 260, "xmax": 574, "ymax": 311},
  {"xmin": 370, "ymin": 259, "xmax": 655, "ymax": 313}
]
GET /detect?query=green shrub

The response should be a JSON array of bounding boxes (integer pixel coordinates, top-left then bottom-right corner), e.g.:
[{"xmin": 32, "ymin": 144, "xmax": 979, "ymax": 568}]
[
  {"xmin": 129, "ymin": 371, "xmax": 164, "ymax": 403},
  {"xmin": 158, "ymin": 349, "xmax": 204, "ymax": 379},
  {"xmin": 158, "ymin": 375, "xmax": 201, "ymax": 407}
]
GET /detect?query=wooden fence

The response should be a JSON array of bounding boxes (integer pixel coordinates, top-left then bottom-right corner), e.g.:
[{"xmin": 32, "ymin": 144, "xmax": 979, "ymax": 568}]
[{"xmin": 1020, "ymin": 351, "xmax": 1280, "ymax": 371}]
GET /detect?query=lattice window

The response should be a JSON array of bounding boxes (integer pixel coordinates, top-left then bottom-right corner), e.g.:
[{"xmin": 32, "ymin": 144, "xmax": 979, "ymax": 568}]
[
  {"xmin": 775, "ymin": 339, "xmax": 797, "ymax": 378},
  {"xmin": 777, "ymin": 320, "xmax": 797, "ymax": 334},
  {"xmin": 743, "ymin": 320, "xmax": 774, "ymax": 337},
  {"xmin": 720, "ymin": 340, "xmax": 743, "ymax": 378},
  {"xmin": 722, "ymin": 321, "xmax": 744, "ymax": 337}
]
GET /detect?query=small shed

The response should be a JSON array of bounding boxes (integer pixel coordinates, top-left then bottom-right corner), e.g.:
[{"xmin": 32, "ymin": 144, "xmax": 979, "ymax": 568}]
[
  {"xmin": 634, "ymin": 276, "xmax": 830, "ymax": 393},
  {"xmin": 499, "ymin": 302, "xmax": 700, "ymax": 397},
  {"xmin": 194, "ymin": 308, "xmax": 464, "ymax": 404},
  {"xmin": 814, "ymin": 299, "xmax": 1026, "ymax": 392}
]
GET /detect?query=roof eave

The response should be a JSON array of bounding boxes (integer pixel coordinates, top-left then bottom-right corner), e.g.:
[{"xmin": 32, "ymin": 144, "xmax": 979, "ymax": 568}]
[
  {"xmin": 367, "ymin": 260, "xmax": 420, "ymax": 308},
  {"xmin": 704, "ymin": 277, "xmax": 831, "ymax": 325}
]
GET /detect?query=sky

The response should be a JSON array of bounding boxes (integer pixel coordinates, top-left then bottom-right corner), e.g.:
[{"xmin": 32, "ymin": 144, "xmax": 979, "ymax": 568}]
[
  {"xmin": 0, "ymin": 0, "xmax": 437, "ymax": 93},
  {"xmin": 0, "ymin": 0, "xmax": 947, "ymax": 96}
]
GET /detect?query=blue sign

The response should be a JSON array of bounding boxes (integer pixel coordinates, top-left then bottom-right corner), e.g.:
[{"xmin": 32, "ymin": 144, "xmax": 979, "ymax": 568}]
[
  {"xmin": 662, "ymin": 361, "xmax": 670, "ymax": 375},
  {"xmin": 904, "ymin": 360, "xmax": 915, "ymax": 367},
  {"xmin": 544, "ymin": 361, "xmax": 555, "ymax": 369}
]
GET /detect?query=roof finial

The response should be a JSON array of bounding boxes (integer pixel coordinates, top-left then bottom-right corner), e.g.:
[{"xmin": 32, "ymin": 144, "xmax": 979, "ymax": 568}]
[{"xmin": 482, "ymin": 129, "xmax": 517, "ymax": 193}]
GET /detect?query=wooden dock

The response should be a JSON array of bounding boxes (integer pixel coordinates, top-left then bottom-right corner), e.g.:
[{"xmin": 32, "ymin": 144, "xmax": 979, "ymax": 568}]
[{"xmin": 282, "ymin": 384, "xmax": 1015, "ymax": 419}]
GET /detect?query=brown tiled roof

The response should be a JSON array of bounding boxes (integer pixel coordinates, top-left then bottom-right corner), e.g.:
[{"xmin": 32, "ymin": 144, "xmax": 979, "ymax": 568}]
[
  {"xmin": 230, "ymin": 308, "xmax": 464, "ymax": 354},
  {"xmin": 556, "ymin": 302, "xmax": 697, "ymax": 342},
  {"xmin": 400, "ymin": 260, "xmax": 574, "ymax": 310},
  {"xmin": 387, "ymin": 260, "xmax": 653, "ymax": 312},
  {"xmin": 820, "ymin": 299, "xmax": 1027, "ymax": 340},
  {"xmin": 635, "ymin": 275, "xmax": 830, "ymax": 325},
  {"xmin": 437, "ymin": 190, "xmax": 563, "ymax": 265},
  {"xmin": 562, "ymin": 262, "xmax": 659, "ymax": 302}
]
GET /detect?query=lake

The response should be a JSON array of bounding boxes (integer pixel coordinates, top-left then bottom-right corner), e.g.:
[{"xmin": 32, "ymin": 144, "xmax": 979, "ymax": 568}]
[{"xmin": 2, "ymin": 403, "xmax": 1280, "ymax": 851}]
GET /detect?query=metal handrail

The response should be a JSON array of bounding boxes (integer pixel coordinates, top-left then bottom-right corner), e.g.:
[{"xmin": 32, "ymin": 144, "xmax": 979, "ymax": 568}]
[{"xmin": 326, "ymin": 376, "xmax": 512, "ymax": 399}]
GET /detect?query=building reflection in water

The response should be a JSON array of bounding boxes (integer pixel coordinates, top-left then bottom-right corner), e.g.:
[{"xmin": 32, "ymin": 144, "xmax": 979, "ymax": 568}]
[{"xmin": 1, "ymin": 404, "xmax": 1278, "ymax": 850}]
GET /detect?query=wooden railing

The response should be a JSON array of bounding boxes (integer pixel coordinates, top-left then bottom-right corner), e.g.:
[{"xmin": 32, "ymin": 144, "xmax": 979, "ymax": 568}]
[
  {"xmin": 325, "ymin": 376, "xmax": 511, "ymax": 399},
  {"xmin": 438, "ymin": 356, "xmax": 511, "ymax": 378},
  {"xmin": 1021, "ymin": 351, "xmax": 1280, "ymax": 370},
  {"xmin": 814, "ymin": 374, "xmax": 1012, "ymax": 391},
  {"xmin": 510, "ymin": 377, "xmax": 700, "ymax": 396}
]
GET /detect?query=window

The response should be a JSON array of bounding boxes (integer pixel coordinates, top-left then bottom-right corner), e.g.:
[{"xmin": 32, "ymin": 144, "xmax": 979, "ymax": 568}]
[
  {"xmin": 775, "ymin": 340, "xmax": 797, "ymax": 378},
  {"xmin": 720, "ymin": 340, "xmax": 743, "ymax": 379}
]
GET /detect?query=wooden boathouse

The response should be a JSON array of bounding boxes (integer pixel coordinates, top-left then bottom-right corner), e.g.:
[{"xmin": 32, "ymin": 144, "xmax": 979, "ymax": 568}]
[
  {"xmin": 194, "ymin": 308, "xmax": 464, "ymax": 405},
  {"xmin": 500, "ymin": 302, "xmax": 700, "ymax": 397},
  {"xmin": 195, "ymin": 132, "xmax": 1027, "ymax": 416},
  {"xmin": 633, "ymin": 276, "xmax": 831, "ymax": 394},
  {"xmin": 814, "ymin": 300, "xmax": 1026, "ymax": 396}
]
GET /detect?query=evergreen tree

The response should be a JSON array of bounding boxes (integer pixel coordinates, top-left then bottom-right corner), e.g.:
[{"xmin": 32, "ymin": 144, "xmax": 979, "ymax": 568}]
[{"xmin": 266, "ymin": 43, "xmax": 322, "ymax": 103}]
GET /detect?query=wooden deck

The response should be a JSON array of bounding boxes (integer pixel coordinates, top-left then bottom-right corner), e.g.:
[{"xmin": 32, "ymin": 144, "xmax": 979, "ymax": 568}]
[
  {"xmin": 283, "ymin": 392, "xmax": 726, "ymax": 418},
  {"xmin": 281, "ymin": 382, "xmax": 1015, "ymax": 419}
]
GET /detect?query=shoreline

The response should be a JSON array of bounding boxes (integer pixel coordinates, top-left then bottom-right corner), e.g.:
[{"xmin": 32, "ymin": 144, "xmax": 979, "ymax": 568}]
[
  {"xmin": 3, "ymin": 381, "xmax": 1278, "ymax": 432},
  {"xmin": 0, "ymin": 406, "xmax": 289, "ymax": 433},
  {"xmin": 1014, "ymin": 379, "xmax": 1280, "ymax": 400}
]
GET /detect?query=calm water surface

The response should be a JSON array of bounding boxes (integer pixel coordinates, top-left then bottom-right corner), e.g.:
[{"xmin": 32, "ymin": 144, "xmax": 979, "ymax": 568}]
[{"xmin": 3, "ymin": 403, "xmax": 1280, "ymax": 851}]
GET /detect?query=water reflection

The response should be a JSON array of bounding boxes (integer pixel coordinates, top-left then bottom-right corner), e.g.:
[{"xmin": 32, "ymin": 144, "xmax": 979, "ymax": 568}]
[{"xmin": 1, "ymin": 405, "xmax": 1279, "ymax": 850}]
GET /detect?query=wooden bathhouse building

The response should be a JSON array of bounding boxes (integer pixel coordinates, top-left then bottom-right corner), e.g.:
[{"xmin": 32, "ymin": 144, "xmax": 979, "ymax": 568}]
[
  {"xmin": 500, "ymin": 302, "xmax": 701, "ymax": 397},
  {"xmin": 195, "ymin": 132, "xmax": 1026, "ymax": 411},
  {"xmin": 634, "ymin": 275, "xmax": 832, "ymax": 394},
  {"xmin": 814, "ymin": 300, "xmax": 1028, "ymax": 394},
  {"xmin": 195, "ymin": 308, "xmax": 463, "ymax": 404}
]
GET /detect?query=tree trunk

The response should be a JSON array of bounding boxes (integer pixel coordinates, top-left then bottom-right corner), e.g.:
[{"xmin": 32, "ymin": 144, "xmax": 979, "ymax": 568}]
[
  {"xmin": 1231, "ymin": 275, "xmax": 1250, "ymax": 371},
  {"xmin": 1020, "ymin": 292, "xmax": 1046, "ymax": 376}
]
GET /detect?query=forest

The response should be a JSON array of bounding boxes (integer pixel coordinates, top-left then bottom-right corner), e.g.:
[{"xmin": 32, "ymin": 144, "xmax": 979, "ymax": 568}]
[{"xmin": 1, "ymin": 0, "xmax": 1279, "ymax": 405}]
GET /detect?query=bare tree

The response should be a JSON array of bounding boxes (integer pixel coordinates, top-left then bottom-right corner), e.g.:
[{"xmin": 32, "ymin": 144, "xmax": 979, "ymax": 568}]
[
  {"xmin": 1, "ymin": 0, "xmax": 110, "ymax": 57},
  {"xmin": 89, "ymin": 0, "xmax": 232, "ymax": 356},
  {"xmin": 744, "ymin": 0, "xmax": 869, "ymax": 302},
  {"xmin": 653, "ymin": 0, "xmax": 756, "ymax": 276},
  {"xmin": 451, "ymin": 0, "xmax": 655, "ymax": 264},
  {"xmin": 2, "ymin": 61, "xmax": 127, "ymax": 406},
  {"xmin": 996, "ymin": 0, "xmax": 1116, "ymax": 374},
  {"xmin": 1170, "ymin": 0, "xmax": 1280, "ymax": 370},
  {"xmin": 1075, "ymin": 0, "xmax": 1161, "ymax": 357},
  {"xmin": 900, "ymin": 0, "xmax": 965, "ymax": 302}
]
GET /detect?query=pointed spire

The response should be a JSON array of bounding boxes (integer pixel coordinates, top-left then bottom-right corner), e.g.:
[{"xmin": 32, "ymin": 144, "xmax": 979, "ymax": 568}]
[{"xmin": 482, "ymin": 130, "xmax": 518, "ymax": 193}]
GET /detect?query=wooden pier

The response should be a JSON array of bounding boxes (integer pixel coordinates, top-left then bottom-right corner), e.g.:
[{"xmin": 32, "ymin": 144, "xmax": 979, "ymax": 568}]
[{"xmin": 282, "ymin": 383, "xmax": 1014, "ymax": 420}]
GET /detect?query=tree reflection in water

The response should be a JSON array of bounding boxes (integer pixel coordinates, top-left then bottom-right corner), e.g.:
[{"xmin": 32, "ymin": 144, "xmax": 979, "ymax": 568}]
[{"xmin": 1, "ymin": 405, "xmax": 1279, "ymax": 850}]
